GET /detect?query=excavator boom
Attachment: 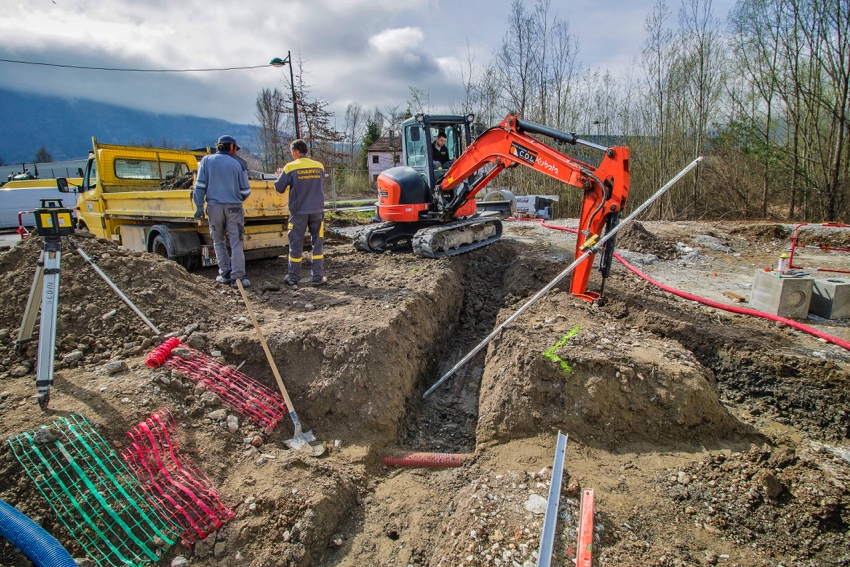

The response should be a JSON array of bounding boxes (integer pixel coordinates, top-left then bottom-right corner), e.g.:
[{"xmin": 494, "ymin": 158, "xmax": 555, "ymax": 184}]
[{"xmin": 438, "ymin": 114, "xmax": 629, "ymax": 300}]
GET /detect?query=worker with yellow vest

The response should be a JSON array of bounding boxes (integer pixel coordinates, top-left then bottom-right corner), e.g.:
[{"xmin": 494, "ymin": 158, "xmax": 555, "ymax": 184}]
[{"xmin": 274, "ymin": 139, "xmax": 326, "ymax": 287}]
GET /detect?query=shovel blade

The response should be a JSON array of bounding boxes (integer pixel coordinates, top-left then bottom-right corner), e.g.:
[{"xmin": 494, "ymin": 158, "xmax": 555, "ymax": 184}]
[{"xmin": 284, "ymin": 430, "xmax": 324, "ymax": 456}]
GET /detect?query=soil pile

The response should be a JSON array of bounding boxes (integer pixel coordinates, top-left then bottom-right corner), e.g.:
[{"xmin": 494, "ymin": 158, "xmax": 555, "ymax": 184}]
[
  {"xmin": 0, "ymin": 233, "xmax": 228, "ymax": 380},
  {"xmin": 616, "ymin": 222, "xmax": 678, "ymax": 259}
]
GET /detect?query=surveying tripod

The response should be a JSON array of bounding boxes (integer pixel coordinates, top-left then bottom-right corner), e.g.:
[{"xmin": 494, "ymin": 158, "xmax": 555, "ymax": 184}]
[{"xmin": 14, "ymin": 201, "xmax": 75, "ymax": 410}]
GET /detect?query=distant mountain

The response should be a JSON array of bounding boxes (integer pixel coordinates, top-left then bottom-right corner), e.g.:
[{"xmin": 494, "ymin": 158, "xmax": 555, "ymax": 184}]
[{"xmin": 0, "ymin": 88, "xmax": 259, "ymax": 164}]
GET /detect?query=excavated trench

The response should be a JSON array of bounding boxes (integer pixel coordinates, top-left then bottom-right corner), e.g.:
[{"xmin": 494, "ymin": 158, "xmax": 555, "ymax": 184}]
[{"xmin": 399, "ymin": 244, "xmax": 520, "ymax": 454}]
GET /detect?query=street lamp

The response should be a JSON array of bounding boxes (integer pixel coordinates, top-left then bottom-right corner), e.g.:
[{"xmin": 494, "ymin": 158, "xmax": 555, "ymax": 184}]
[{"xmin": 270, "ymin": 52, "xmax": 300, "ymax": 139}]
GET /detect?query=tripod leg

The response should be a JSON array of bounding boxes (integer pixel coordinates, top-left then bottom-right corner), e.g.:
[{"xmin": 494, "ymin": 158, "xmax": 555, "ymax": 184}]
[
  {"xmin": 15, "ymin": 251, "xmax": 46, "ymax": 357},
  {"xmin": 35, "ymin": 247, "xmax": 62, "ymax": 409}
]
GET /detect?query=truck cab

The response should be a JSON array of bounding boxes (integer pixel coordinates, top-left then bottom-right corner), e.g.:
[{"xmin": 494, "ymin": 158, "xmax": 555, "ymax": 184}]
[{"xmin": 59, "ymin": 137, "xmax": 289, "ymax": 270}]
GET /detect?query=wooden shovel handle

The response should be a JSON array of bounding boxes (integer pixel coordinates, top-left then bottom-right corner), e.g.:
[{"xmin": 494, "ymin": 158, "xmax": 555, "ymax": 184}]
[{"xmin": 236, "ymin": 280, "xmax": 296, "ymax": 413}]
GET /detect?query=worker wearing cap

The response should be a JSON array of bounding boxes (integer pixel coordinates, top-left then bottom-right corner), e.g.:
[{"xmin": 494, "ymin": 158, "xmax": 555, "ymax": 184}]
[
  {"xmin": 274, "ymin": 139, "xmax": 326, "ymax": 287},
  {"xmin": 194, "ymin": 135, "xmax": 252, "ymax": 288}
]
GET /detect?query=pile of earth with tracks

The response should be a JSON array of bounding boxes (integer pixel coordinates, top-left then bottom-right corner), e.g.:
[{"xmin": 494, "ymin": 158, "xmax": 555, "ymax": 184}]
[{"xmin": 0, "ymin": 218, "xmax": 847, "ymax": 566}]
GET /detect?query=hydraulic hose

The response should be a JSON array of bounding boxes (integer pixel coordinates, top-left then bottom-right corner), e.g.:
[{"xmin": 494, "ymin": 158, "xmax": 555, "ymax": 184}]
[
  {"xmin": 530, "ymin": 219, "xmax": 850, "ymax": 352},
  {"xmin": 0, "ymin": 499, "xmax": 77, "ymax": 567}
]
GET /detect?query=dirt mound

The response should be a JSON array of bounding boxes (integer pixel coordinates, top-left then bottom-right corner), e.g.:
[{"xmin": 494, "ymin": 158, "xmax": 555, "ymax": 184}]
[
  {"xmin": 789, "ymin": 224, "xmax": 850, "ymax": 248},
  {"xmin": 476, "ymin": 289, "xmax": 744, "ymax": 448},
  {"xmin": 159, "ymin": 171, "xmax": 195, "ymax": 190},
  {"xmin": 616, "ymin": 222, "xmax": 678, "ymax": 259},
  {"xmin": 0, "ymin": 234, "xmax": 230, "ymax": 379},
  {"xmin": 728, "ymin": 222, "xmax": 791, "ymax": 241}
]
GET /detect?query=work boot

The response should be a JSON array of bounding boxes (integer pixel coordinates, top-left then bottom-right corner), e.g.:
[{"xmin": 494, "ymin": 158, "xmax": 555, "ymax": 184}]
[
  {"xmin": 230, "ymin": 278, "xmax": 250, "ymax": 289},
  {"xmin": 283, "ymin": 277, "xmax": 298, "ymax": 288},
  {"xmin": 311, "ymin": 276, "xmax": 328, "ymax": 287},
  {"xmin": 215, "ymin": 271, "xmax": 231, "ymax": 284}
]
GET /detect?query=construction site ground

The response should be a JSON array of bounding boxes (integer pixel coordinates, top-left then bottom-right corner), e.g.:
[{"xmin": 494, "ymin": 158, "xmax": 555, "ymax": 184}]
[{"xmin": 0, "ymin": 218, "xmax": 848, "ymax": 567}]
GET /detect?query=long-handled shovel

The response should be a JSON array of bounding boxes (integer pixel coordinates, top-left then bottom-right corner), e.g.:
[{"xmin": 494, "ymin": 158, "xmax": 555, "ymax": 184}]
[{"xmin": 235, "ymin": 280, "xmax": 325, "ymax": 456}]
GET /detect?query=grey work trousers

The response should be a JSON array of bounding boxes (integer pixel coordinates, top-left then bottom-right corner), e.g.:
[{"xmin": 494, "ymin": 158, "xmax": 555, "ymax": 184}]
[
  {"xmin": 207, "ymin": 202, "xmax": 246, "ymax": 279},
  {"xmin": 288, "ymin": 212, "xmax": 324, "ymax": 282}
]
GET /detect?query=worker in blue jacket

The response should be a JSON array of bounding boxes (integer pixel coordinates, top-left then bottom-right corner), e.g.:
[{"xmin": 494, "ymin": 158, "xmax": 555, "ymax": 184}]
[
  {"xmin": 274, "ymin": 139, "xmax": 326, "ymax": 287},
  {"xmin": 194, "ymin": 135, "xmax": 251, "ymax": 288}
]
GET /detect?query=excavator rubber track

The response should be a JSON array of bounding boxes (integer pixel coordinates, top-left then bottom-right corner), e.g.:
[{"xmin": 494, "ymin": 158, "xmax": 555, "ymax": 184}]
[
  {"xmin": 412, "ymin": 217, "xmax": 503, "ymax": 258},
  {"xmin": 353, "ymin": 222, "xmax": 419, "ymax": 254}
]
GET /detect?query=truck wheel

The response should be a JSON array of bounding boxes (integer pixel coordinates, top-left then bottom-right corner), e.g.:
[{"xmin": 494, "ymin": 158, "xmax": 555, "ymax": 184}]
[
  {"xmin": 151, "ymin": 234, "xmax": 172, "ymax": 260},
  {"xmin": 149, "ymin": 227, "xmax": 203, "ymax": 271}
]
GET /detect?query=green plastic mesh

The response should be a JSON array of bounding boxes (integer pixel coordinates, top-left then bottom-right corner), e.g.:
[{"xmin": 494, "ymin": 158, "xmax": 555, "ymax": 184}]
[{"xmin": 7, "ymin": 413, "xmax": 180, "ymax": 566}]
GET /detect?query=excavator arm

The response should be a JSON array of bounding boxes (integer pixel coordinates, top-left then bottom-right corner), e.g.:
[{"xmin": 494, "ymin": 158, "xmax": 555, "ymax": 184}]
[{"xmin": 437, "ymin": 113, "xmax": 630, "ymax": 301}]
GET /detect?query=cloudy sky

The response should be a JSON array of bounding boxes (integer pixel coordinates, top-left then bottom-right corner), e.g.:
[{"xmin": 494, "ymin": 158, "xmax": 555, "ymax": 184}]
[{"xmin": 0, "ymin": 0, "xmax": 737, "ymax": 126}]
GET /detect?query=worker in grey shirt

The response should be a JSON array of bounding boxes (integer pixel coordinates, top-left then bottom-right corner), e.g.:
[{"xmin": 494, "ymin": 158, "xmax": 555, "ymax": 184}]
[{"xmin": 194, "ymin": 135, "xmax": 251, "ymax": 288}]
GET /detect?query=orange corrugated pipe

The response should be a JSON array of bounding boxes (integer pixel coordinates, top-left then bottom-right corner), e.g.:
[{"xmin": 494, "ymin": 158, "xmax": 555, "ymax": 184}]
[{"xmin": 383, "ymin": 452, "xmax": 473, "ymax": 468}]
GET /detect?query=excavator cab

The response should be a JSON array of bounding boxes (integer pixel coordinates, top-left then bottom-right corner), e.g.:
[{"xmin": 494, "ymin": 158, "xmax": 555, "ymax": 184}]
[{"xmin": 402, "ymin": 116, "xmax": 468, "ymax": 189}]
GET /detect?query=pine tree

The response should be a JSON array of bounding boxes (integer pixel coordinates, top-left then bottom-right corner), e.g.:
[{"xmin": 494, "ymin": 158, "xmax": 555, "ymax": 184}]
[
  {"xmin": 34, "ymin": 146, "xmax": 53, "ymax": 162},
  {"xmin": 359, "ymin": 119, "xmax": 382, "ymax": 171}
]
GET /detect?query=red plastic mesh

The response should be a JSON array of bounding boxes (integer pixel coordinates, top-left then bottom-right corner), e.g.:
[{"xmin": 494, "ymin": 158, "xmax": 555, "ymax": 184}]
[
  {"xmin": 146, "ymin": 340, "xmax": 287, "ymax": 433},
  {"xmin": 121, "ymin": 409, "xmax": 234, "ymax": 545}
]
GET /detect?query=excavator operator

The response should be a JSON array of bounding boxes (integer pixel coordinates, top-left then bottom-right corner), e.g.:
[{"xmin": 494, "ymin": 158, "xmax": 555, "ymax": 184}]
[{"xmin": 432, "ymin": 130, "xmax": 451, "ymax": 168}]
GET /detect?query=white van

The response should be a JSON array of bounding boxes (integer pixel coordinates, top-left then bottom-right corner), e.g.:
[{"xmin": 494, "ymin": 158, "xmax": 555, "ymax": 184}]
[{"xmin": 0, "ymin": 179, "xmax": 81, "ymax": 229}]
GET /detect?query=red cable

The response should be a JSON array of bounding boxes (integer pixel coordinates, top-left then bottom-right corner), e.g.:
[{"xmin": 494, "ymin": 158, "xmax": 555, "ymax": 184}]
[{"xmin": 512, "ymin": 218, "xmax": 850, "ymax": 352}]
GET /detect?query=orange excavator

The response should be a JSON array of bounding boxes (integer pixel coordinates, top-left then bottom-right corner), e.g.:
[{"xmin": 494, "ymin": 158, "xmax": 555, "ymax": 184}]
[{"xmin": 354, "ymin": 113, "xmax": 629, "ymax": 302}]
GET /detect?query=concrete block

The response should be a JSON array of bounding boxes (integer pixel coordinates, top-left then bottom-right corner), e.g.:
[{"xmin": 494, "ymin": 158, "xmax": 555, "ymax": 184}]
[
  {"xmin": 810, "ymin": 277, "xmax": 850, "ymax": 319},
  {"xmin": 750, "ymin": 269, "xmax": 813, "ymax": 319}
]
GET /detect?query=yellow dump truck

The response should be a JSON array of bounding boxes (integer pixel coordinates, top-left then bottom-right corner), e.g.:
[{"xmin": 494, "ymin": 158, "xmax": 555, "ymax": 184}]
[{"xmin": 58, "ymin": 138, "xmax": 289, "ymax": 270}]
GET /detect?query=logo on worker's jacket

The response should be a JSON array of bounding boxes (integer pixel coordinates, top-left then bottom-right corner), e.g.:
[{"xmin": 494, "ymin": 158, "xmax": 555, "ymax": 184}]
[{"xmin": 509, "ymin": 142, "xmax": 537, "ymax": 166}]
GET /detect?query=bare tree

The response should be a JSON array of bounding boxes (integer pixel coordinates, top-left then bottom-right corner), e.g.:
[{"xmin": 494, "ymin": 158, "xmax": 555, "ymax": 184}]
[
  {"xmin": 407, "ymin": 86, "xmax": 431, "ymax": 116},
  {"xmin": 549, "ymin": 18, "xmax": 581, "ymax": 131},
  {"xmin": 497, "ymin": 0, "xmax": 538, "ymax": 117},
  {"xmin": 453, "ymin": 41, "xmax": 478, "ymax": 116},
  {"xmin": 478, "ymin": 65, "xmax": 504, "ymax": 126},
  {"xmin": 641, "ymin": 0, "xmax": 674, "ymax": 218},
  {"xmin": 254, "ymin": 88, "xmax": 287, "ymax": 171},
  {"xmin": 729, "ymin": 0, "xmax": 784, "ymax": 217},
  {"xmin": 677, "ymin": 0, "xmax": 725, "ymax": 209},
  {"xmin": 796, "ymin": 0, "xmax": 850, "ymax": 221},
  {"xmin": 384, "ymin": 104, "xmax": 405, "ymax": 166}
]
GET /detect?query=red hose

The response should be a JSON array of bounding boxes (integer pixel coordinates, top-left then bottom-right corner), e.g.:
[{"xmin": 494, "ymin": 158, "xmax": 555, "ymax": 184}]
[
  {"xmin": 513, "ymin": 218, "xmax": 850, "ymax": 352},
  {"xmin": 383, "ymin": 452, "xmax": 472, "ymax": 468}
]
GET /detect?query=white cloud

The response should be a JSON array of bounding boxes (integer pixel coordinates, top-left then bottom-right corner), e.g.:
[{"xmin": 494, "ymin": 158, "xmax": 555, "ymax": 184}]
[{"xmin": 368, "ymin": 27, "xmax": 425, "ymax": 55}]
